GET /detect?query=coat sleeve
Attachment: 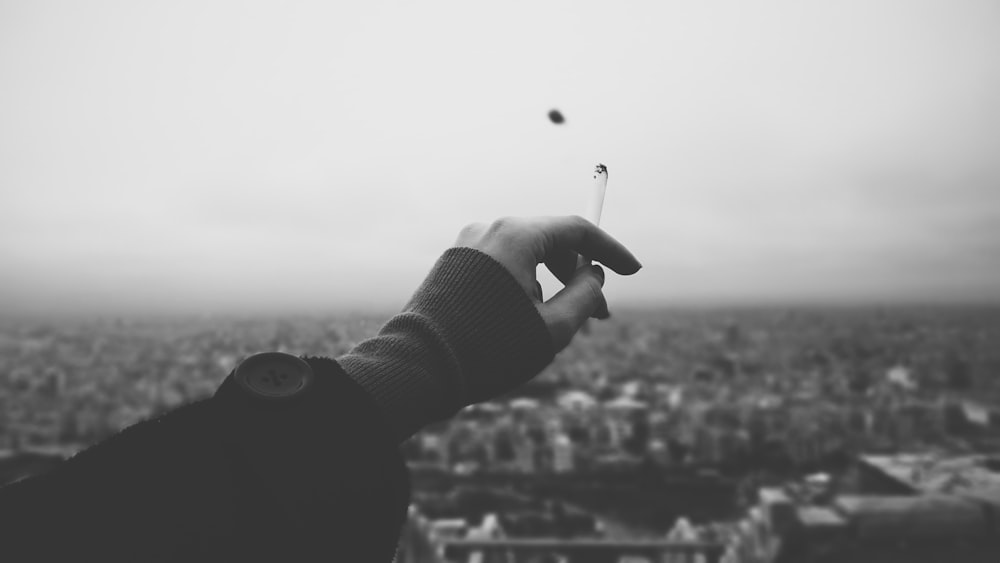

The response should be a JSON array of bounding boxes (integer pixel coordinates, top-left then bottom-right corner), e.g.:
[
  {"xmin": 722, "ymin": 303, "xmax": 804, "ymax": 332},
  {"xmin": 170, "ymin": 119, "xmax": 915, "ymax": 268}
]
[
  {"xmin": 0, "ymin": 247, "xmax": 555, "ymax": 562},
  {"xmin": 0, "ymin": 357, "xmax": 409, "ymax": 562},
  {"xmin": 339, "ymin": 247, "xmax": 553, "ymax": 440}
]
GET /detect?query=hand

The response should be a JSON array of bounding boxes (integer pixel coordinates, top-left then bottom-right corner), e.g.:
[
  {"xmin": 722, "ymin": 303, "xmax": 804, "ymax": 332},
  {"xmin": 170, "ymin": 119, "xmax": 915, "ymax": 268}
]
[{"xmin": 455, "ymin": 216, "xmax": 642, "ymax": 352}]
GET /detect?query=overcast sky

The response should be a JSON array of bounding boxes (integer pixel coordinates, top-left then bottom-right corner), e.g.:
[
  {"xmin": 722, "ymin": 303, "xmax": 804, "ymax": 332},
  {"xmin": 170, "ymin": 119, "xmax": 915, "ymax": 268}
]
[{"xmin": 2, "ymin": 0, "xmax": 999, "ymax": 316}]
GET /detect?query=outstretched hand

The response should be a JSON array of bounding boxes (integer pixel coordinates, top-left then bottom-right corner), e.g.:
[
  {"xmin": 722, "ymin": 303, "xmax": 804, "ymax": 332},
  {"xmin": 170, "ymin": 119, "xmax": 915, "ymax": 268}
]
[{"xmin": 455, "ymin": 216, "xmax": 642, "ymax": 352}]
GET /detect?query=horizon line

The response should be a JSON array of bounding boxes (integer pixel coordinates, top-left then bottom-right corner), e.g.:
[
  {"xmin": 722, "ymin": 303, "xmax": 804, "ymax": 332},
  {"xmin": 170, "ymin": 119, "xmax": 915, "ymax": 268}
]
[{"xmin": 4, "ymin": 301, "xmax": 1000, "ymax": 324}]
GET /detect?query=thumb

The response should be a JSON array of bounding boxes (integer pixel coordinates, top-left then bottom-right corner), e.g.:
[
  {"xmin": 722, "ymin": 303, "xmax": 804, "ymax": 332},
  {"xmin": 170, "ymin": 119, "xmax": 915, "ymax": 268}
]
[{"xmin": 538, "ymin": 264, "xmax": 607, "ymax": 351}]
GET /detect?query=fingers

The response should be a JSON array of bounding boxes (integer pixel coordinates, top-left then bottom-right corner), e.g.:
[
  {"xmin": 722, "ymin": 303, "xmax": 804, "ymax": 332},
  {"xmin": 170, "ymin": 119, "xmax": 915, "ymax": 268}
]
[
  {"xmin": 534, "ymin": 216, "xmax": 642, "ymax": 275},
  {"xmin": 538, "ymin": 264, "xmax": 608, "ymax": 351},
  {"xmin": 453, "ymin": 216, "xmax": 638, "ymax": 326},
  {"xmin": 543, "ymin": 247, "xmax": 578, "ymax": 285}
]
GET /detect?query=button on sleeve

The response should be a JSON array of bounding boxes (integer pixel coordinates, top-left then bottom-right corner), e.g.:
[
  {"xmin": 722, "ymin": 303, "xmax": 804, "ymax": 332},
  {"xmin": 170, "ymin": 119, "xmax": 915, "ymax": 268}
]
[{"xmin": 234, "ymin": 352, "xmax": 314, "ymax": 399}]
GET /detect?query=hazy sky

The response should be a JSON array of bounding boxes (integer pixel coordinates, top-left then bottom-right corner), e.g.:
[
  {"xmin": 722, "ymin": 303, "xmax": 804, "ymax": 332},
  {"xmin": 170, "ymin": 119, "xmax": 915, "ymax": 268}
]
[{"xmin": 2, "ymin": 0, "xmax": 999, "ymax": 316}]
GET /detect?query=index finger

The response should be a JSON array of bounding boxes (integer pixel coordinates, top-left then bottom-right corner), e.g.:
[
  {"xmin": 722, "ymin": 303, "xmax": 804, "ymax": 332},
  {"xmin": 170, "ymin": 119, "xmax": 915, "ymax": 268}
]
[{"xmin": 531, "ymin": 216, "xmax": 642, "ymax": 275}]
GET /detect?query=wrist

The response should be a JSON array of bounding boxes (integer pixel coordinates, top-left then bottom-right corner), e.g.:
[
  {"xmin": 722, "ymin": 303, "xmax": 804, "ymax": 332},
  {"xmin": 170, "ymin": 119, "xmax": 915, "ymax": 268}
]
[
  {"xmin": 340, "ymin": 247, "xmax": 554, "ymax": 440},
  {"xmin": 406, "ymin": 247, "xmax": 553, "ymax": 405}
]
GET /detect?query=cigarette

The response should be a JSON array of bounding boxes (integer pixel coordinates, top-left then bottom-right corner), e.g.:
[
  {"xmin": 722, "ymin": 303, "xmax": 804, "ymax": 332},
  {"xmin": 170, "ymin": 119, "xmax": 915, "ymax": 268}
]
[
  {"xmin": 578, "ymin": 163, "xmax": 609, "ymax": 269},
  {"xmin": 585, "ymin": 163, "xmax": 609, "ymax": 227}
]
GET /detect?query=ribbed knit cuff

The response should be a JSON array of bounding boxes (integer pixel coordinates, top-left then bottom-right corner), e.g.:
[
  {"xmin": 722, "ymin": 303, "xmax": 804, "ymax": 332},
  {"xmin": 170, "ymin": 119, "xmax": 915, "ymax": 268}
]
[{"xmin": 338, "ymin": 247, "xmax": 554, "ymax": 440}]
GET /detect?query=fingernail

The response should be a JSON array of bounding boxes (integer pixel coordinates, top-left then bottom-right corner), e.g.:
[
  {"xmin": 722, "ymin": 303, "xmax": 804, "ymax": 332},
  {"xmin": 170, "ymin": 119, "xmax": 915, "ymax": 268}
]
[
  {"xmin": 594, "ymin": 295, "xmax": 610, "ymax": 319},
  {"xmin": 590, "ymin": 264, "xmax": 605, "ymax": 284}
]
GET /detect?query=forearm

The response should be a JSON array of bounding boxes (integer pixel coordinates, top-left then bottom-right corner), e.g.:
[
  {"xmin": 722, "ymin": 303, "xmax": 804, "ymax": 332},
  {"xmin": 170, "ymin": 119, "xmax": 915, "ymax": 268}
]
[{"xmin": 339, "ymin": 247, "xmax": 554, "ymax": 441}]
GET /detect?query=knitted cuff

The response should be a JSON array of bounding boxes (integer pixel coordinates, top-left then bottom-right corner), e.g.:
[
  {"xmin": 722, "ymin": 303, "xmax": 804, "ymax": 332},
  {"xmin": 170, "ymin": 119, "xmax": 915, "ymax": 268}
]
[{"xmin": 339, "ymin": 247, "xmax": 554, "ymax": 440}]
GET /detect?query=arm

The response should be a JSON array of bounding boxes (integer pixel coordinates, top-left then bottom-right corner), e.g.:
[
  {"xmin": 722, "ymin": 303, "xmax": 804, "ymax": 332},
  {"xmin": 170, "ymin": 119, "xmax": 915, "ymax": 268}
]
[
  {"xmin": 343, "ymin": 216, "xmax": 640, "ymax": 441},
  {"xmin": 0, "ymin": 358, "xmax": 407, "ymax": 562},
  {"xmin": 0, "ymin": 216, "xmax": 640, "ymax": 561}
]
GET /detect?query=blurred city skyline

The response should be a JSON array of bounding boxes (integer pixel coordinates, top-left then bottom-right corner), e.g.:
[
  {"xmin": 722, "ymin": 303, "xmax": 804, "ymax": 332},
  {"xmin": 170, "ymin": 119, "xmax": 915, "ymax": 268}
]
[{"xmin": 2, "ymin": 0, "xmax": 999, "ymax": 317}]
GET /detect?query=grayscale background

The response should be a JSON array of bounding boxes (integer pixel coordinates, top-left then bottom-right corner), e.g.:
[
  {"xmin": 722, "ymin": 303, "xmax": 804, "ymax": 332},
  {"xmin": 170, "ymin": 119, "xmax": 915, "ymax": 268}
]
[
  {"xmin": 3, "ymin": 0, "xmax": 998, "ymax": 316},
  {"xmin": 2, "ymin": 1, "xmax": 1000, "ymax": 560}
]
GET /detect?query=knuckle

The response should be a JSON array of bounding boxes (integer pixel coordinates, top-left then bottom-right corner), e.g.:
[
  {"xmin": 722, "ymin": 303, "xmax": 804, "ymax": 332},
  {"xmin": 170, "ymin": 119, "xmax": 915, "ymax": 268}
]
[
  {"xmin": 457, "ymin": 222, "xmax": 486, "ymax": 242},
  {"xmin": 486, "ymin": 217, "xmax": 523, "ymax": 241},
  {"xmin": 487, "ymin": 216, "xmax": 512, "ymax": 233}
]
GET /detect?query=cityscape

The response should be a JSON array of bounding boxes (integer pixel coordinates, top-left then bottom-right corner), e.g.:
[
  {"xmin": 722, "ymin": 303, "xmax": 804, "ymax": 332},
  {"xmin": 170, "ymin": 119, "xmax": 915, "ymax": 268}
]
[
  {"xmin": 2, "ymin": 306, "xmax": 1000, "ymax": 562},
  {"xmin": 3, "ymin": 0, "xmax": 997, "ymax": 560}
]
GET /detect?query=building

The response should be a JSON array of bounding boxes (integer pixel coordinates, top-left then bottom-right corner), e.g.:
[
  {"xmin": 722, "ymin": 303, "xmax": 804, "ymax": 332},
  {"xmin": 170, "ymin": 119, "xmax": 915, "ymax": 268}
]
[
  {"xmin": 552, "ymin": 433, "xmax": 574, "ymax": 473},
  {"xmin": 752, "ymin": 453, "xmax": 1000, "ymax": 563}
]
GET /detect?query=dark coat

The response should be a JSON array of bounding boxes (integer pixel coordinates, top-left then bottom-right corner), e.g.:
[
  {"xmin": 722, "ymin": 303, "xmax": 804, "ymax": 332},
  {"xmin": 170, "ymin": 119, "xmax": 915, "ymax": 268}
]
[{"xmin": 0, "ymin": 356, "xmax": 410, "ymax": 562}]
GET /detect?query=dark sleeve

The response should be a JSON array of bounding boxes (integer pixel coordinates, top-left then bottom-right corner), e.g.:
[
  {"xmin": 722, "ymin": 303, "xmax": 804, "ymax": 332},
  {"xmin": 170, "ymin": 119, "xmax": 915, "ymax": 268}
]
[
  {"xmin": 0, "ymin": 247, "xmax": 552, "ymax": 561},
  {"xmin": 339, "ymin": 247, "xmax": 553, "ymax": 440},
  {"xmin": 0, "ymin": 357, "xmax": 408, "ymax": 562}
]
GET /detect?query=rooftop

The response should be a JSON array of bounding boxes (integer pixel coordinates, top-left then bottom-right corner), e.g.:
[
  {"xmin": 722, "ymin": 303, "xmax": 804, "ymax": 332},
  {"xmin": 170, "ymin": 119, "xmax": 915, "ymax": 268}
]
[{"xmin": 861, "ymin": 453, "xmax": 1000, "ymax": 494}]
